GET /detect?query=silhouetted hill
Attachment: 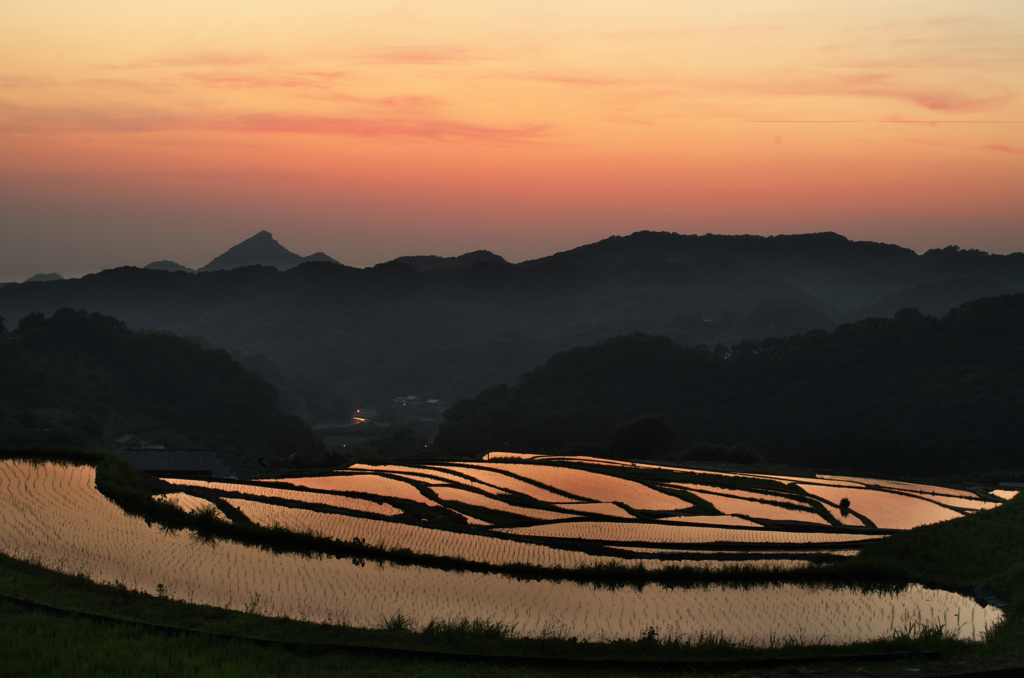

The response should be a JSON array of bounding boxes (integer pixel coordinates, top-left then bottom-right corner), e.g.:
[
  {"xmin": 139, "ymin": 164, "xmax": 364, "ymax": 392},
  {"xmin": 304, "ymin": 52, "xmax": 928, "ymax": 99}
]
[
  {"xmin": 434, "ymin": 295, "xmax": 1024, "ymax": 475},
  {"xmin": 390, "ymin": 250, "xmax": 510, "ymax": 272},
  {"xmin": 24, "ymin": 273, "xmax": 64, "ymax": 283},
  {"xmin": 0, "ymin": 308, "xmax": 315, "ymax": 463},
  {"xmin": 144, "ymin": 260, "xmax": 195, "ymax": 274},
  {"xmin": 1, "ymin": 231, "xmax": 1021, "ymax": 412},
  {"xmin": 845, "ymin": 278, "xmax": 1014, "ymax": 322},
  {"xmin": 198, "ymin": 231, "xmax": 340, "ymax": 272}
]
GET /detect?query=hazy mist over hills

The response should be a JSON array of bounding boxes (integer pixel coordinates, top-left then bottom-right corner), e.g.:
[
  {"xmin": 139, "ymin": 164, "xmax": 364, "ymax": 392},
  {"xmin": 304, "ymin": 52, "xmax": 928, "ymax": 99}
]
[
  {"xmin": 1, "ymin": 230, "xmax": 1022, "ymax": 422},
  {"xmin": 435, "ymin": 294, "xmax": 1024, "ymax": 474}
]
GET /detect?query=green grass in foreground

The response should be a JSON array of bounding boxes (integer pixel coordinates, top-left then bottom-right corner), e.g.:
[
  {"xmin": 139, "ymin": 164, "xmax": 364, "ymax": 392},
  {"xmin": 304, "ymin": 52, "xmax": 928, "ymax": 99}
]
[
  {"xmin": 1, "ymin": 448, "xmax": 1022, "ymax": 673},
  {"xmin": 835, "ymin": 490, "xmax": 1024, "ymax": 655},
  {"xmin": 0, "ymin": 600, "xmax": 562, "ymax": 678}
]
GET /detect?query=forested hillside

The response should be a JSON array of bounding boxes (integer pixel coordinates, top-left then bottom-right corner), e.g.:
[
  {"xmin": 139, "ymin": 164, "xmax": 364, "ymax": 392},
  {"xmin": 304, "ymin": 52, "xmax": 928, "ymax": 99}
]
[
  {"xmin": 1, "ymin": 231, "xmax": 1021, "ymax": 410},
  {"xmin": 0, "ymin": 308, "xmax": 315, "ymax": 459},
  {"xmin": 434, "ymin": 295, "xmax": 1024, "ymax": 475}
]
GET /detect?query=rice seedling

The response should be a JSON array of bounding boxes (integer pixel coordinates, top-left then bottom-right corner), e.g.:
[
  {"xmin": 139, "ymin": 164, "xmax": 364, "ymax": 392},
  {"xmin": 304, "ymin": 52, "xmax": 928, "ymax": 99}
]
[
  {"xmin": 349, "ymin": 464, "xmax": 512, "ymax": 496},
  {"xmin": 496, "ymin": 521, "xmax": 883, "ymax": 546},
  {"xmin": 816, "ymin": 475, "xmax": 980, "ymax": 498},
  {"xmin": 685, "ymin": 490, "xmax": 831, "ymax": 525},
  {"xmin": 475, "ymin": 463, "xmax": 693, "ymax": 511},
  {"xmin": 431, "ymin": 465, "xmax": 577, "ymax": 503},
  {"xmin": 0, "ymin": 455, "xmax": 1011, "ymax": 648},
  {"xmin": 164, "ymin": 478, "xmax": 401, "ymax": 516},
  {"xmin": 265, "ymin": 474, "xmax": 439, "ymax": 507},
  {"xmin": 431, "ymin": 486, "xmax": 576, "ymax": 521}
]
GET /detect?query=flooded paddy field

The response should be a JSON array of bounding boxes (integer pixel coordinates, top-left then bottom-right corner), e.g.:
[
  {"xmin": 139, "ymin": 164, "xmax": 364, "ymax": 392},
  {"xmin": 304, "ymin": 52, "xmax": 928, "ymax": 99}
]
[{"xmin": 0, "ymin": 456, "xmax": 1010, "ymax": 644}]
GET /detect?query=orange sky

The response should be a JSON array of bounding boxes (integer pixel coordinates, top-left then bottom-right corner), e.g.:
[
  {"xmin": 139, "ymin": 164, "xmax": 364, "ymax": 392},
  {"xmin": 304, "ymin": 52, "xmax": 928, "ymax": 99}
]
[{"xmin": 1, "ymin": 1, "xmax": 1022, "ymax": 278}]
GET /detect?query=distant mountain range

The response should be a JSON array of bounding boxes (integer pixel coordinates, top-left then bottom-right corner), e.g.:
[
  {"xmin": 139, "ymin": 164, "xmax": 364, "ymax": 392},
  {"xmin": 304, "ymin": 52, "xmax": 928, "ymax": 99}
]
[{"xmin": 1, "ymin": 230, "xmax": 1022, "ymax": 414}]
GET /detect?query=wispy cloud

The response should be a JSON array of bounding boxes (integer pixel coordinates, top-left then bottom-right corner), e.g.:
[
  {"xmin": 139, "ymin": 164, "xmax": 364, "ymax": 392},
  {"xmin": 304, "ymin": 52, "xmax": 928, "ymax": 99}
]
[
  {"xmin": 98, "ymin": 51, "xmax": 270, "ymax": 70},
  {"xmin": 601, "ymin": 23, "xmax": 788, "ymax": 42},
  {"xmin": 0, "ymin": 76, "xmax": 56, "ymax": 89},
  {"xmin": 981, "ymin": 144, "xmax": 1024, "ymax": 156},
  {"xmin": 186, "ymin": 71, "xmax": 346, "ymax": 90},
  {"xmin": 221, "ymin": 113, "xmax": 548, "ymax": 143},
  {"xmin": 741, "ymin": 71, "xmax": 1014, "ymax": 113},
  {"xmin": 360, "ymin": 46, "xmax": 480, "ymax": 65},
  {"xmin": 911, "ymin": 138, "xmax": 1024, "ymax": 157},
  {"xmin": 515, "ymin": 72, "xmax": 626, "ymax": 87},
  {"xmin": 747, "ymin": 118, "xmax": 1022, "ymax": 124},
  {"xmin": 0, "ymin": 101, "xmax": 548, "ymax": 144}
]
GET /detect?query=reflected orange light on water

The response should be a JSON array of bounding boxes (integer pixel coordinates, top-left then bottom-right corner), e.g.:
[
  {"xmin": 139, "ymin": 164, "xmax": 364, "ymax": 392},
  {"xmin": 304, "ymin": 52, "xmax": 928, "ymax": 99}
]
[{"xmin": 0, "ymin": 460, "xmax": 1005, "ymax": 643}]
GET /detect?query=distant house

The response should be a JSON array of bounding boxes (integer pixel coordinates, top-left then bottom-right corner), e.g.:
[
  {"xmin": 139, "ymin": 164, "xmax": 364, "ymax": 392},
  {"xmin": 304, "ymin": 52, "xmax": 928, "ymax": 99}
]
[
  {"xmin": 116, "ymin": 433, "xmax": 165, "ymax": 450},
  {"xmin": 124, "ymin": 450, "xmax": 235, "ymax": 478},
  {"xmin": 427, "ymin": 399, "xmax": 444, "ymax": 410},
  {"xmin": 405, "ymin": 395, "xmax": 422, "ymax": 405}
]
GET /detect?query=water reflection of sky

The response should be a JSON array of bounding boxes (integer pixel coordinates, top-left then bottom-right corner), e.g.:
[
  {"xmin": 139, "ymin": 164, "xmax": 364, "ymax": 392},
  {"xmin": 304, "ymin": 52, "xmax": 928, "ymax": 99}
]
[{"xmin": 0, "ymin": 460, "xmax": 1003, "ymax": 643}]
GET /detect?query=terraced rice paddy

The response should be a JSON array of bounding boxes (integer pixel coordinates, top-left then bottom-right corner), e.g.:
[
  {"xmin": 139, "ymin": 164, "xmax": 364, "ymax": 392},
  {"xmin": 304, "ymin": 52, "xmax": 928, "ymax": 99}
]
[
  {"xmin": 275, "ymin": 475, "xmax": 439, "ymax": 507},
  {"xmin": 497, "ymin": 521, "xmax": 883, "ymax": 546},
  {"xmin": 164, "ymin": 478, "xmax": 401, "ymax": 516},
  {"xmin": 423, "ymin": 487, "xmax": 573, "ymax": 522},
  {"xmin": 468, "ymin": 463, "xmax": 692, "ymax": 511},
  {"xmin": 685, "ymin": 490, "xmax": 831, "ymax": 525},
  {"xmin": 795, "ymin": 485, "xmax": 964, "ymax": 530},
  {"xmin": 817, "ymin": 475, "xmax": 980, "ymax": 498},
  {"xmin": 349, "ymin": 464, "xmax": 510, "ymax": 496},
  {"xmin": 161, "ymin": 493, "xmax": 228, "ymax": 520},
  {"xmin": 152, "ymin": 454, "xmax": 1009, "ymax": 568},
  {"xmin": 0, "ymin": 455, "xmax": 1012, "ymax": 644}
]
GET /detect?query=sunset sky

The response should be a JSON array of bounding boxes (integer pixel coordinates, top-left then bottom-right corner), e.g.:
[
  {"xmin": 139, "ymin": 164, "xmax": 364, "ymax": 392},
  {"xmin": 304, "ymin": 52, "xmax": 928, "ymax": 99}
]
[{"xmin": 2, "ymin": 0, "xmax": 1022, "ymax": 280}]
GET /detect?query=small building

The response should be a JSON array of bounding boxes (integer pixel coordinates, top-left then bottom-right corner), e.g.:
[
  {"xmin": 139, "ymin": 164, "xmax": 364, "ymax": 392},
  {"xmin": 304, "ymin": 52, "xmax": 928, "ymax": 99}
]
[{"xmin": 124, "ymin": 450, "xmax": 236, "ymax": 478}]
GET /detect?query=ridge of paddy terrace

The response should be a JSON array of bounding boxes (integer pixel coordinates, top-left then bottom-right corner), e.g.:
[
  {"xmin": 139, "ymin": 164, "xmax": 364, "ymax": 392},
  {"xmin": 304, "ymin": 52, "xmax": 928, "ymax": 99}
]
[{"xmin": 143, "ymin": 453, "xmax": 1016, "ymax": 571}]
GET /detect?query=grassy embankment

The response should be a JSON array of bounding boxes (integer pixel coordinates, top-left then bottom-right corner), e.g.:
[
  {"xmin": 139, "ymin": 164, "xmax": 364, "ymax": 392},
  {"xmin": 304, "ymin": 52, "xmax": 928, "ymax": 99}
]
[
  {"xmin": 1, "ymin": 447, "xmax": 1021, "ymax": 673},
  {"xmin": 835, "ymin": 489, "xmax": 1024, "ymax": 654}
]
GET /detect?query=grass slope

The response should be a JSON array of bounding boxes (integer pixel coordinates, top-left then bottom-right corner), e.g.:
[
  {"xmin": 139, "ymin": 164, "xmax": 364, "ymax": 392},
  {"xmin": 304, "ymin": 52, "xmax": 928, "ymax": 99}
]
[{"xmin": 839, "ymin": 492, "xmax": 1024, "ymax": 654}]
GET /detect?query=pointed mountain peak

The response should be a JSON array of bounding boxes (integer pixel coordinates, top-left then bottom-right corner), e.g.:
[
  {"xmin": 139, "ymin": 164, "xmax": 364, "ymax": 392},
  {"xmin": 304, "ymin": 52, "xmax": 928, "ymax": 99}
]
[
  {"xmin": 250, "ymin": 230, "xmax": 276, "ymax": 243},
  {"xmin": 199, "ymin": 231, "xmax": 305, "ymax": 273}
]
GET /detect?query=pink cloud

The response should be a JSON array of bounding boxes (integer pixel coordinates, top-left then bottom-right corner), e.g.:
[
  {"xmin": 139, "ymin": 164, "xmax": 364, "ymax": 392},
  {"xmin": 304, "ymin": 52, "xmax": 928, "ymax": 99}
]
[
  {"xmin": 222, "ymin": 113, "xmax": 548, "ymax": 143},
  {"xmin": 0, "ymin": 102, "xmax": 548, "ymax": 144},
  {"xmin": 733, "ymin": 71, "xmax": 1014, "ymax": 113},
  {"xmin": 981, "ymin": 144, "xmax": 1024, "ymax": 156}
]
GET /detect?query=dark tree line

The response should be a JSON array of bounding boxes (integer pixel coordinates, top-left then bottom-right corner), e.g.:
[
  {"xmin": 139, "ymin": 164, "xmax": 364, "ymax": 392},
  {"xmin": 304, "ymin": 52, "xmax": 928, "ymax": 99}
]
[
  {"xmin": 0, "ymin": 308, "xmax": 315, "ymax": 459},
  {"xmin": 434, "ymin": 295, "xmax": 1024, "ymax": 475}
]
